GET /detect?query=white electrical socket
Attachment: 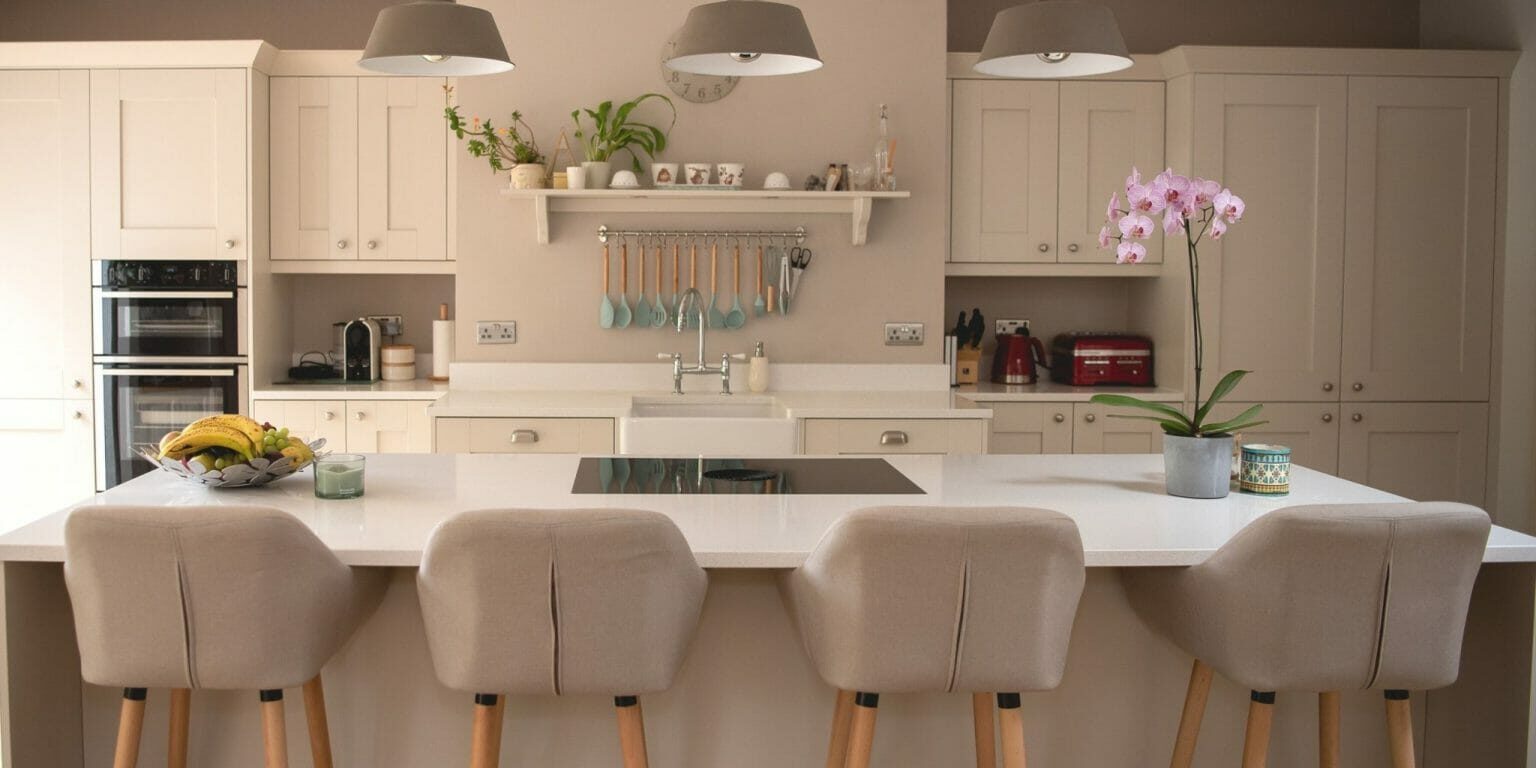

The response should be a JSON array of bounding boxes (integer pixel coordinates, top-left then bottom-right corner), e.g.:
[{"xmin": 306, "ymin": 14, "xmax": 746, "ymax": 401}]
[
  {"xmin": 476, "ymin": 321, "xmax": 517, "ymax": 344},
  {"xmin": 884, "ymin": 322, "xmax": 925, "ymax": 346},
  {"xmin": 995, "ymin": 318, "xmax": 1031, "ymax": 336},
  {"xmin": 367, "ymin": 314, "xmax": 404, "ymax": 335}
]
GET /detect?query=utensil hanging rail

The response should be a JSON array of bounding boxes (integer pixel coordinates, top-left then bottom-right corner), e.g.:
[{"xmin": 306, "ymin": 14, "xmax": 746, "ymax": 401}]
[{"xmin": 596, "ymin": 225, "xmax": 807, "ymax": 244}]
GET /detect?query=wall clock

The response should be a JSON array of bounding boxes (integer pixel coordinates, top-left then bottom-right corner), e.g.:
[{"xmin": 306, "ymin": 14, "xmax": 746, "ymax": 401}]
[{"xmin": 660, "ymin": 33, "xmax": 739, "ymax": 104}]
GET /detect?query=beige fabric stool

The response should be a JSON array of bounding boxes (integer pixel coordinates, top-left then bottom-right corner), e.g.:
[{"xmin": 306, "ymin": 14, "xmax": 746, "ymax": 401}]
[
  {"xmin": 417, "ymin": 508, "xmax": 708, "ymax": 768},
  {"xmin": 1124, "ymin": 502, "xmax": 1490, "ymax": 768},
  {"xmin": 780, "ymin": 506, "xmax": 1086, "ymax": 768},
  {"xmin": 64, "ymin": 505, "xmax": 388, "ymax": 768}
]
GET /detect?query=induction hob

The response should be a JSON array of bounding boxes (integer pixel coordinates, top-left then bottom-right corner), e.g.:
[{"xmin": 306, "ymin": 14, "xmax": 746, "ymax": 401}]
[{"xmin": 572, "ymin": 457, "xmax": 925, "ymax": 495}]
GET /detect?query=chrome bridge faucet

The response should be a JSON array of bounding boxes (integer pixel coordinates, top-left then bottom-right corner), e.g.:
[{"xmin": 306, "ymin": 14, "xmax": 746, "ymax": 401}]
[{"xmin": 659, "ymin": 287, "xmax": 744, "ymax": 395}]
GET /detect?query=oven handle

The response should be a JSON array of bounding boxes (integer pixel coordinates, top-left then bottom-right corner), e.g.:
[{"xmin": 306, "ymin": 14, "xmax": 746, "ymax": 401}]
[
  {"xmin": 99, "ymin": 368, "xmax": 238, "ymax": 377},
  {"xmin": 96, "ymin": 290, "xmax": 237, "ymax": 300}
]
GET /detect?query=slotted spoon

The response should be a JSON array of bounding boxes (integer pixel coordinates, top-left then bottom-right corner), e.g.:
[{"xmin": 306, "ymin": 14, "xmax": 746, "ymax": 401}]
[
  {"xmin": 707, "ymin": 242, "xmax": 727, "ymax": 328},
  {"xmin": 599, "ymin": 243, "xmax": 615, "ymax": 329},
  {"xmin": 725, "ymin": 243, "xmax": 747, "ymax": 329},
  {"xmin": 651, "ymin": 244, "xmax": 668, "ymax": 328},
  {"xmin": 615, "ymin": 242, "xmax": 633, "ymax": 328},
  {"xmin": 633, "ymin": 240, "xmax": 653, "ymax": 327}
]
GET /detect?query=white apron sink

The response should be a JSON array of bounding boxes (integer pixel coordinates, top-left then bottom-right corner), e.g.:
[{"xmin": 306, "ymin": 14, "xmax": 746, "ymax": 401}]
[{"xmin": 619, "ymin": 396, "xmax": 798, "ymax": 457}]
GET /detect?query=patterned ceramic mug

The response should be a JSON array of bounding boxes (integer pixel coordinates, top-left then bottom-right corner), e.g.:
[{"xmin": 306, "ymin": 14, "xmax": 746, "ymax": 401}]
[{"xmin": 1239, "ymin": 444, "xmax": 1291, "ymax": 495}]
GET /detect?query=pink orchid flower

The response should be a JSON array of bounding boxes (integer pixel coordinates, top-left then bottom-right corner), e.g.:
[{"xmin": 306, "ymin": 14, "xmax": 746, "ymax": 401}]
[
  {"xmin": 1097, "ymin": 225, "xmax": 1114, "ymax": 249},
  {"xmin": 1127, "ymin": 183, "xmax": 1166, "ymax": 214},
  {"xmin": 1213, "ymin": 189, "xmax": 1245, "ymax": 223},
  {"xmin": 1209, "ymin": 216, "xmax": 1229, "ymax": 240},
  {"xmin": 1152, "ymin": 169, "xmax": 1192, "ymax": 209},
  {"xmin": 1116, "ymin": 241, "xmax": 1147, "ymax": 264},
  {"xmin": 1162, "ymin": 206, "xmax": 1186, "ymax": 236},
  {"xmin": 1190, "ymin": 178, "xmax": 1221, "ymax": 208},
  {"xmin": 1118, "ymin": 213, "xmax": 1154, "ymax": 240},
  {"xmin": 1106, "ymin": 192, "xmax": 1123, "ymax": 222},
  {"xmin": 1125, "ymin": 166, "xmax": 1142, "ymax": 192}
]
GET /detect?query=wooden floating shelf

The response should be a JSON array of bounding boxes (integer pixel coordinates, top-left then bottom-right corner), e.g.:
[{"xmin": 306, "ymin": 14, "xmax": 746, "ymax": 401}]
[
  {"xmin": 268, "ymin": 260, "xmax": 457, "ymax": 275},
  {"xmin": 500, "ymin": 189, "xmax": 910, "ymax": 246},
  {"xmin": 944, "ymin": 261, "xmax": 1164, "ymax": 278}
]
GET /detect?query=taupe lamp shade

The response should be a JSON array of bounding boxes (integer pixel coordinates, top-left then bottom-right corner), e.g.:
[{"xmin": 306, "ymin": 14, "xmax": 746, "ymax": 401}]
[
  {"xmin": 666, "ymin": 1, "xmax": 823, "ymax": 76},
  {"xmin": 360, "ymin": 0, "xmax": 514, "ymax": 76},
  {"xmin": 975, "ymin": 1, "xmax": 1133, "ymax": 78}
]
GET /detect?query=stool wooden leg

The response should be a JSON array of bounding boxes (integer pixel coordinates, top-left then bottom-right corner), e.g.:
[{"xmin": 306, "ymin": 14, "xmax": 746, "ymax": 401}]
[
  {"xmin": 615, "ymin": 696, "xmax": 650, "ymax": 768},
  {"xmin": 997, "ymin": 693, "xmax": 1027, "ymax": 768},
  {"xmin": 302, "ymin": 675, "xmax": 334, "ymax": 768},
  {"xmin": 259, "ymin": 690, "xmax": 289, "ymax": 768},
  {"xmin": 168, "ymin": 688, "xmax": 190, "ymax": 768},
  {"xmin": 113, "ymin": 688, "xmax": 147, "ymax": 768},
  {"xmin": 1385, "ymin": 690, "xmax": 1416, "ymax": 768},
  {"xmin": 1241, "ymin": 691, "xmax": 1276, "ymax": 768},
  {"xmin": 825, "ymin": 689, "xmax": 856, "ymax": 768},
  {"xmin": 972, "ymin": 692, "xmax": 996, "ymax": 768},
  {"xmin": 1318, "ymin": 691, "xmax": 1341, "ymax": 768},
  {"xmin": 470, "ymin": 693, "xmax": 504, "ymax": 768},
  {"xmin": 1171, "ymin": 659, "xmax": 1213, "ymax": 768},
  {"xmin": 846, "ymin": 692, "xmax": 880, "ymax": 768}
]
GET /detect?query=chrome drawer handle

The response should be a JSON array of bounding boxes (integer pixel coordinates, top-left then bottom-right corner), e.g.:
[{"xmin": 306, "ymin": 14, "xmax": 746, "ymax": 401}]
[
  {"xmin": 1053, "ymin": 413, "xmax": 1065, "ymax": 423},
  {"xmin": 879, "ymin": 430, "xmax": 909, "ymax": 446},
  {"xmin": 510, "ymin": 429, "xmax": 540, "ymax": 444}
]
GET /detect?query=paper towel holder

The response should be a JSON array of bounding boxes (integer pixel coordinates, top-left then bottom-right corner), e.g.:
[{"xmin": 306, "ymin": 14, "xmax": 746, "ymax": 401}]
[{"xmin": 431, "ymin": 302, "xmax": 453, "ymax": 382}]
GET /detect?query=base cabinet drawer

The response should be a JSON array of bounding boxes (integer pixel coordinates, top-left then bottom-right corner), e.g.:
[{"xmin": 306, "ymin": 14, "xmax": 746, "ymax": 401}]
[
  {"xmin": 802, "ymin": 419, "xmax": 987, "ymax": 455},
  {"xmin": 435, "ymin": 418, "xmax": 615, "ymax": 454},
  {"xmin": 251, "ymin": 400, "xmax": 348, "ymax": 452},
  {"xmin": 987, "ymin": 403, "xmax": 1073, "ymax": 455},
  {"xmin": 253, "ymin": 398, "xmax": 432, "ymax": 453}
]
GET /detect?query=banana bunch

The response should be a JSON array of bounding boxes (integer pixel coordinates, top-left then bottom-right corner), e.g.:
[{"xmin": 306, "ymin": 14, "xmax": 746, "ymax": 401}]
[{"xmin": 158, "ymin": 414, "xmax": 265, "ymax": 462}]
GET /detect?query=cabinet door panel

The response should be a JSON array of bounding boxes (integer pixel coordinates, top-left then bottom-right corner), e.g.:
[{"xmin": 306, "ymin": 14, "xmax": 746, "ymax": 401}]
[
  {"xmin": 1342, "ymin": 78, "xmax": 1496, "ymax": 402},
  {"xmin": 1072, "ymin": 403, "xmax": 1164, "ymax": 454},
  {"xmin": 271, "ymin": 77, "xmax": 358, "ymax": 261},
  {"xmin": 1338, "ymin": 402, "xmax": 1488, "ymax": 505},
  {"xmin": 358, "ymin": 78, "xmax": 447, "ymax": 261},
  {"xmin": 346, "ymin": 400, "xmax": 432, "ymax": 453},
  {"xmin": 1195, "ymin": 75, "xmax": 1348, "ymax": 403},
  {"xmin": 802, "ymin": 419, "xmax": 987, "ymax": 455},
  {"xmin": 951, "ymin": 81, "xmax": 1058, "ymax": 263},
  {"xmin": 91, "ymin": 69, "xmax": 247, "ymax": 260},
  {"xmin": 1058, "ymin": 81, "xmax": 1164, "ymax": 263},
  {"xmin": 987, "ymin": 403, "xmax": 1073, "ymax": 455},
  {"xmin": 251, "ymin": 399, "xmax": 347, "ymax": 451},
  {"xmin": 1209, "ymin": 401, "xmax": 1340, "ymax": 474},
  {"xmin": 0, "ymin": 399, "xmax": 95, "ymax": 531},
  {"xmin": 0, "ymin": 70, "xmax": 91, "ymax": 400}
]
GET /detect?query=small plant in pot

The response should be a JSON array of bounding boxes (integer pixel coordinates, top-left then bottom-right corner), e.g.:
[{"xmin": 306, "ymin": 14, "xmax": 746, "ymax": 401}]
[
  {"xmin": 444, "ymin": 87, "xmax": 548, "ymax": 189},
  {"xmin": 571, "ymin": 93, "xmax": 676, "ymax": 189},
  {"xmin": 1091, "ymin": 167, "xmax": 1265, "ymax": 498}
]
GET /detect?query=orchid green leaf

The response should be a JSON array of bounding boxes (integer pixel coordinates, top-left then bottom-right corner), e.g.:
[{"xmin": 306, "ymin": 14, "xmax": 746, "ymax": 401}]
[
  {"xmin": 1199, "ymin": 404, "xmax": 1265, "ymax": 436},
  {"xmin": 1088, "ymin": 394, "xmax": 1193, "ymax": 429},
  {"xmin": 1193, "ymin": 369, "xmax": 1250, "ymax": 428}
]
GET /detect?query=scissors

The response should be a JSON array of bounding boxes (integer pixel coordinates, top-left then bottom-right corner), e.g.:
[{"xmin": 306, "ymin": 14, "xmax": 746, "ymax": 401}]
[{"xmin": 789, "ymin": 246, "xmax": 813, "ymax": 269}]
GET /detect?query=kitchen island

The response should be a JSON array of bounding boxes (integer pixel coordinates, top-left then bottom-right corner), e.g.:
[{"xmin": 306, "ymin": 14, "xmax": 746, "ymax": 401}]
[{"xmin": 2, "ymin": 454, "xmax": 1532, "ymax": 766}]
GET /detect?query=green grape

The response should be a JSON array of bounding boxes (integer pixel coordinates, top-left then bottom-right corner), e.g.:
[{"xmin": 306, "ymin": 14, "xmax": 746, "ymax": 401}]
[
  {"xmin": 277, "ymin": 427, "xmax": 289, "ymax": 439},
  {"xmin": 276, "ymin": 439, "xmax": 290, "ymax": 449},
  {"xmin": 214, "ymin": 457, "xmax": 228, "ymax": 470}
]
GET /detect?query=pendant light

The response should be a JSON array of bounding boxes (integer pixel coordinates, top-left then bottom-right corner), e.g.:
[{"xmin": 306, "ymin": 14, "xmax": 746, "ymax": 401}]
[
  {"xmin": 360, "ymin": 0, "xmax": 514, "ymax": 76},
  {"xmin": 666, "ymin": 1, "xmax": 823, "ymax": 77},
  {"xmin": 974, "ymin": 0, "xmax": 1132, "ymax": 78}
]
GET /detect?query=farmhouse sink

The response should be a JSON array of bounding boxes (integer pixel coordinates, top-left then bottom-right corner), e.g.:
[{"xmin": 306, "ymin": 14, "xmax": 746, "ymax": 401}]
[{"xmin": 618, "ymin": 396, "xmax": 798, "ymax": 456}]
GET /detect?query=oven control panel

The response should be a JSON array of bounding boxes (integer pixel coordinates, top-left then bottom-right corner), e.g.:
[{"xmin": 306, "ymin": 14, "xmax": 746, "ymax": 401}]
[{"xmin": 98, "ymin": 261, "xmax": 240, "ymax": 290}]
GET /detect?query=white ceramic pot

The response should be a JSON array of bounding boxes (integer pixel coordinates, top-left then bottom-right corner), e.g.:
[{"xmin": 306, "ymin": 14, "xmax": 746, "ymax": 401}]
[
  {"xmin": 1163, "ymin": 434, "xmax": 1234, "ymax": 499},
  {"xmin": 508, "ymin": 164, "xmax": 548, "ymax": 190},
  {"xmin": 582, "ymin": 160, "xmax": 612, "ymax": 190}
]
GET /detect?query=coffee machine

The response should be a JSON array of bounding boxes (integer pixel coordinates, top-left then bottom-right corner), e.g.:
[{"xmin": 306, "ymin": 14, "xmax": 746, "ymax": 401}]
[
  {"xmin": 343, "ymin": 318, "xmax": 383, "ymax": 381},
  {"xmin": 991, "ymin": 328, "xmax": 1049, "ymax": 385}
]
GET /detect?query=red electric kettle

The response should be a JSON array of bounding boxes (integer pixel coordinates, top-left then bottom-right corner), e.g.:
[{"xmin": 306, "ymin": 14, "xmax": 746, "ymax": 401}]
[{"xmin": 991, "ymin": 330, "xmax": 1049, "ymax": 385}]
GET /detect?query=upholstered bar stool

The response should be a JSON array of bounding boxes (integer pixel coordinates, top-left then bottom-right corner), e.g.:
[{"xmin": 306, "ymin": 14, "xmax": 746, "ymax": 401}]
[
  {"xmin": 64, "ymin": 505, "xmax": 388, "ymax": 768},
  {"xmin": 780, "ymin": 506, "xmax": 1086, "ymax": 768},
  {"xmin": 417, "ymin": 508, "xmax": 708, "ymax": 768},
  {"xmin": 1124, "ymin": 502, "xmax": 1490, "ymax": 768}
]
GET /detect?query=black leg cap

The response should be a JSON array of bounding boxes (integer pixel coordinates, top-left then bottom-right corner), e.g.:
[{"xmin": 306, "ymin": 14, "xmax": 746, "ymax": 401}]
[
  {"xmin": 1250, "ymin": 691, "xmax": 1276, "ymax": 704},
  {"xmin": 1384, "ymin": 689, "xmax": 1410, "ymax": 701},
  {"xmin": 996, "ymin": 693, "xmax": 1022, "ymax": 709},
  {"xmin": 474, "ymin": 693, "xmax": 499, "ymax": 707},
  {"xmin": 854, "ymin": 691, "xmax": 880, "ymax": 708},
  {"xmin": 259, "ymin": 689, "xmax": 283, "ymax": 702},
  {"xmin": 123, "ymin": 687, "xmax": 147, "ymax": 701}
]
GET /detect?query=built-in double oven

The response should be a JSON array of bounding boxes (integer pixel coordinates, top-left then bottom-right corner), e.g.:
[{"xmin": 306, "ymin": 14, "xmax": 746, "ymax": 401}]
[{"xmin": 93, "ymin": 260, "xmax": 248, "ymax": 490}]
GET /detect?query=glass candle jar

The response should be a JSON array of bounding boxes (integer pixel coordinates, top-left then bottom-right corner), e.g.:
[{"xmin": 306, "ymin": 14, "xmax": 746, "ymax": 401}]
[{"xmin": 314, "ymin": 454, "xmax": 365, "ymax": 500}]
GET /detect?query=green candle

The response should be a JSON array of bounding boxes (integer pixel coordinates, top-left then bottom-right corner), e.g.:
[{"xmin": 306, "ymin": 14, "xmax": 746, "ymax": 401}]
[{"xmin": 314, "ymin": 455, "xmax": 365, "ymax": 499}]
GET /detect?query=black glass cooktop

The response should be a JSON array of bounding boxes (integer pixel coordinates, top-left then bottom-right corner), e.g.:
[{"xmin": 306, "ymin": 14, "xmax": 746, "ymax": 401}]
[{"xmin": 572, "ymin": 457, "xmax": 925, "ymax": 495}]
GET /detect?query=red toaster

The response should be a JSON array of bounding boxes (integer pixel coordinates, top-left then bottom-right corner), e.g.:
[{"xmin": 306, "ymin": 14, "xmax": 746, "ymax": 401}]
[{"xmin": 1049, "ymin": 333, "xmax": 1155, "ymax": 387}]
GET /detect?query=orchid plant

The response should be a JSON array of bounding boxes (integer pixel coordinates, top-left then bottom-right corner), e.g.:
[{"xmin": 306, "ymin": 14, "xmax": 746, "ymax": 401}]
[{"xmin": 1089, "ymin": 167, "xmax": 1268, "ymax": 438}]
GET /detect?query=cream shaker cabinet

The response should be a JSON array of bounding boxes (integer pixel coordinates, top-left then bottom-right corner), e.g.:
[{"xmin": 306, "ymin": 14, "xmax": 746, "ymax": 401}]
[
  {"xmin": 249, "ymin": 399, "xmax": 348, "ymax": 452},
  {"xmin": 1070, "ymin": 402, "xmax": 1165, "ymax": 454},
  {"xmin": 0, "ymin": 70, "xmax": 92, "ymax": 402},
  {"xmin": 985, "ymin": 403, "xmax": 1074, "ymax": 455},
  {"xmin": 951, "ymin": 79, "xmax": 1163, "ymax": 264},
  {"xmin": 271, "ymin": 76, "xmax": 448, "ymax": 262},
  {"xmin": 1209, "ymin": 401, "xmax": 1341, "ymax": 474},
  {"xmin": 90, "ymin": 69, "xmax": 248, "ymax": 261},
  {"xmin": 801, "ymin": 419, "xmax": 988, "ymax": 455},
  {"xmin": 1340, "ymin": 77, "xmax": 1497, "ymax": 403},
  {"xmin": 434, "ymin": 418, "xmax": 616, "ymax": 454},
  {"xmin": 251, "ymin": 399, "xmax": 432, "ymax": 453},
  {"xmin": 1338, "ymin": 402, "xmax": 1489, "ymax": 506},
  {"xmin": 0, "ymin": 400, "xmax": 95, "ymax": 528}
]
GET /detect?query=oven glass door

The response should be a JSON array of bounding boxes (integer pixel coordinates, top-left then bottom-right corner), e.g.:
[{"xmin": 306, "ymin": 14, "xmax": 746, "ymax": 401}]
[
  {"xmin": 97, "ymin": 366, "xmax": 243, "ymax": 489},
  {"xmin": 95, "ymin": 290, "xmax": 239, "ymax": 358}
]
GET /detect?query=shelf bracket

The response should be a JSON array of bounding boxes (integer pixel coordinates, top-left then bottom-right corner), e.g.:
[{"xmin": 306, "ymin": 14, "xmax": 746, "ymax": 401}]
[
  {"xmin": 850, "ymin": 195, "xmax": 873, "ymax": 246},
  {"xmin": 532, "ymin": 193, "xmax": 550, "ymax": 245}
]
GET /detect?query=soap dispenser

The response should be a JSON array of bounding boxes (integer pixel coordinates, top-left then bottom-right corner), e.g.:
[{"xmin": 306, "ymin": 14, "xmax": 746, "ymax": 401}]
[{"xmin": 748, "ymin": 341, "xmax": 770, "ymax": 393}]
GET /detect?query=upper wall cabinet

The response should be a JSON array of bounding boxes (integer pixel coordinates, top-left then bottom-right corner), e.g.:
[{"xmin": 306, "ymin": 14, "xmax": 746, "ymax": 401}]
[
  {"xmin": 1341, "ymin": 77, "xmax": 1496, "ymax": 403},
  {"xmin": 271, "ymin": 76, "xmax": 448, "ymax": 263},
  {"xmin": 951, "ymin": 79, "xmax": 1164, "ymax": 265},
  {"xmin": 0, "ymin": 70, "xmax": 92, "ymax": 400},
  {"xmin": 91, "ymin": 69, "xmax": 248, "ymax": 261}
]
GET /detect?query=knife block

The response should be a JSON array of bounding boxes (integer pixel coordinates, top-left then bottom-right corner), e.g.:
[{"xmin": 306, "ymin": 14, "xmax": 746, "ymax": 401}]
[{"xmin": 956, "ymin": 347, "xmax": 982, "ymax": 385}]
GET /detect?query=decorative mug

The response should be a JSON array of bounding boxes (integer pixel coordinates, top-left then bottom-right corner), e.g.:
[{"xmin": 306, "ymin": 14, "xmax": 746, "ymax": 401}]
[
  {"xmin": 684, "ymin": 163, "xmax": 712, "ymax": 186},
  {"xmin": 1239, "ymin": 444, "xmax": 1292, "ymax": 495},
  {"xmin": 716, "ymin": 163, "xmax": 746, "ymax": 187},
  {"xmin": 565, "ymin": 165, "xmax": 587, "ymax": 190},
  {"xmin": 651, "ymin": 163, "xmax": 679, "ymax": 187}
]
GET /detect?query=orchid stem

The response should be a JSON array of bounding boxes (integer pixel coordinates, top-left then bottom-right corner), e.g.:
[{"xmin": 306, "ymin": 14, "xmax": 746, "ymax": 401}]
[{"xmin": 1187, "ymin": 226, "xmax": 1203, "ymax": 434}]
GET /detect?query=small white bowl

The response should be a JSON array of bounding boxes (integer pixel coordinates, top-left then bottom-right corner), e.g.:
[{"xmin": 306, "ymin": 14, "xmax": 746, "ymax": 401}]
[
  {"xmin": 610, "ymin": 170, "xmax": 641, "ymax": 189},
  {"xmin": 763, "ymin": 171, "xmax": 792, "ymax": 190}
]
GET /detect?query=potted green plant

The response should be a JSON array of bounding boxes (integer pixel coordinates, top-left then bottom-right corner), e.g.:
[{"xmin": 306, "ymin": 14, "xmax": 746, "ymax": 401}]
[
  {"xmin": 570, "ymin": 93, "xmax": 676, "ymax": 189},
  {"xmin": 444, "ymin": 87, "xmax": 548, "ymax": 189}
]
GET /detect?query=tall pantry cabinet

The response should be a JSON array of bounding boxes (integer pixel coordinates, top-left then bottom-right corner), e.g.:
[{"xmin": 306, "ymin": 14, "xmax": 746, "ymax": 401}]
[{"xmin": 1169, "ymin": 65, "xmax": 1500, "ymax": 504}]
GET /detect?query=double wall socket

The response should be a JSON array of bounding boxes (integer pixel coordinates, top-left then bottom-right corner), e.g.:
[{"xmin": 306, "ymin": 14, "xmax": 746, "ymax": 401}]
[
  {"xmin": 995, "ymin": 318, "xmax": 1031, "ymax": 336},
  {"xmin": 476, "ymin": 321, "xmax": 517, "ymax": 344},
  {"xmin": 884, "ymin": 322, "xmax": 925, "ymax": 346},
  {"xmin": 366, "ymin": 314, "xmax": 403, "ymax": 335}
]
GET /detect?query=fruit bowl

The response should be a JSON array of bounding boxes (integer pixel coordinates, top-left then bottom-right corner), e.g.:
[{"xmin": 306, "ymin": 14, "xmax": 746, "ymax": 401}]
[{"xmin": 136, "ymin": 438, "xmax": 328, "ymax": 488}]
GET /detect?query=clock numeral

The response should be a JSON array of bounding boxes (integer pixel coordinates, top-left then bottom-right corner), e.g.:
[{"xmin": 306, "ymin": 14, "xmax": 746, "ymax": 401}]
[
  {"xmin": 697, "ymin": 88, "xmax": 707, "ymax": 98},
  {"xmin": 671, "ymin": 72, "xmax": 680, "ymax": 83}
]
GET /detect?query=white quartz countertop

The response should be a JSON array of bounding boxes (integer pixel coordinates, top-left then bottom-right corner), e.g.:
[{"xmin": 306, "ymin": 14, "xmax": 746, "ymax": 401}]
[
  {"xmin": 253, "ymin": 379, "xmax": 449, "ymax": 401},
  {"xmin": 957, "ymin": 381, "xmax": 1186, "ymax": 403},
  {"xmin": 6, "ymin": 454, "xmax": 1534, "ymax": 568},
  {"xmin": 427, "ymin": 389, "xmax": 992, "ymax": 420}
]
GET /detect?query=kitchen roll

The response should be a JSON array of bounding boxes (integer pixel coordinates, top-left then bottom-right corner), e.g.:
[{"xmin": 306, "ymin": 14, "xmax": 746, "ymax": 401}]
[{"xmin": 431, "ymin": 320, "xmax": 454, "ymax": 380}]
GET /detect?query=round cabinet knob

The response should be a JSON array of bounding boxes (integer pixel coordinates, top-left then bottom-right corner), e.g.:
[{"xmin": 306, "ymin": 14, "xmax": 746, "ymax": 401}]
[
  {"xmin": 1067, "ymin": 243, "xmax": 1080, "ymax": 253},
  {"xmin": 1352, "ymin": 382, "xmax": 1364, "ymax": 392},
  {"xmin": 366, "ymin": 240, "xmax": 378, "ymax": 250},
  {"xmin": 1053, "ymin": 413, "xmax": 1066, "ymax": 423},
  {"xmin": 1037, "ymin": 243, "xmax": 1050, "ymax": 253},
  {"xmin": 223, "ymin": 239, "xmax": 237, "ymax": 250},
  {"xmin": 1351, "ymin": 413, "xmax": 1364, "ymax": 423},
  {"xmin": 71, "ymin": 410, "xmax": 84, "ymax": 420},
  {"xmin": 1322, "ymin": 382, "xmax": 1334, "ymax": 392},
  {"xmin": 322, "ymin": 411, "xmax": 335, "ymax": 422},
  {"xmin": 1322, "ymin": 413, "xmax": 1334, "ymax": 423},
  {"xmin": 354, "ymin": 411, "xmax": 365, "ymax": 422},
  {"xmin": 71, "ymin": 379, "xmax": 83, "ymax": 390},
  {"xmin": 337, "ymin": 240, "xmax": 349, "ymax": 250},
  {"xmin": 1084, "ymin": 413, "xmax": 1097, "ymax": 423}
]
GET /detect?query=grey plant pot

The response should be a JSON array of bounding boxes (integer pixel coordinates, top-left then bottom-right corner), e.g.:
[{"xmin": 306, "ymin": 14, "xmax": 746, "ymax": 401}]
[{"xmin": 1163, "ymin": 434, "xmax": 1234, "ymax": 499}]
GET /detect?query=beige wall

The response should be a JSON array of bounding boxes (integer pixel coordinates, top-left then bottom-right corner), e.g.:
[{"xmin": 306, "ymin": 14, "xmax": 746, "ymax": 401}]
[
  {"xmin": 1420, "ymin": 0, "xmax": 1536, "ymax": 532},
  {"xmin": 945, "ymin": 277, "xmax": 1135, "ymax": 373},
  {"xmin": 281, "ymin": 275, "xmax": 455, "ymax": 360},
  {"xmin": 450, "ymin": 0, "xmax": 947, "ymax": 364},
  {"xmin": 950, "ymin": 0, "xmax": 1420, "ymax": 52}
]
